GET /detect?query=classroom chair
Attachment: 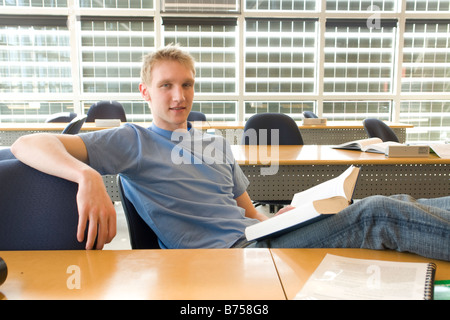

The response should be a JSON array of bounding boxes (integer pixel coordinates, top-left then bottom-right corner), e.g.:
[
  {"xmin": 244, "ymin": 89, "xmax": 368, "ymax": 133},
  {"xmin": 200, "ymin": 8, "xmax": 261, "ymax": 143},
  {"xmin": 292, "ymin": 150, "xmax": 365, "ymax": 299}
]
[
  {"xmin": 117, "ymin": 175, "xmax": 161, "ymax": 249},
  {"xmin": 241, "ymin": 113, "xmax": 303, "ymax": 212},
  {"xmin": 86, "ymin": 100, "xmax": 127, "ymax": 122},
  {"xmin": 363, "ymin": 118, "xmax": 400, "ymax": 142},
  {"xmin": 187, "ymin": 111, "xmax": 207, "ymax": 121},
  {"xmin": 303, "ymin": 111, "xmax": 318, "ymax": 118},
  {"xmin": 0, "ymin": 159, "xmax": 86, "ymax": 250},
  {"xmin": 62, "ymin": 116, "xmax": 87, "ymax": 135},
  {"xmin": 46, "ymin": 112, "xmax": 78, "ymax": 123}
]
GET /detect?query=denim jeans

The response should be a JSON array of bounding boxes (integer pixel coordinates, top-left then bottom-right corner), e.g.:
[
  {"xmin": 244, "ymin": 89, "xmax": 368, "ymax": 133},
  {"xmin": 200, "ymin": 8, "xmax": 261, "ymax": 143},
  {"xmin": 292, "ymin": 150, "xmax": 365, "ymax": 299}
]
[{"xmin": 249, "ymin": 195, "xmax": 450, "ymax": 261}]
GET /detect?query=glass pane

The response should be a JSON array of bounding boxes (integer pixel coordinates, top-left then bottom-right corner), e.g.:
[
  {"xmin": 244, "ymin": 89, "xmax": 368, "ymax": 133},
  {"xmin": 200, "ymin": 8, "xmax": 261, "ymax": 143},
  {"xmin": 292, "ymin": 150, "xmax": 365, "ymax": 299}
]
[
  {"xmin": 0, "ymin": 101, "xmax": 74, "ymax": 123},
  {"xmin": 405, "ymin": 0, "xmax": 450, "ymax": 11},
  {"xmin": 164, "ymin": 21, "xmax": 237, "ymax": 94},
  {"xmin": 246, "ymin": 0, "xmax": 316, "ymax": 11},
  {"xmin": 245, "ymin": 19, "xmax": 317, "ymax": 94},
  {"xmin": 323, "ymin": 101, "xmax": 391, "ymax": 120},
  {"xmin": 79, "ymin": 0, "xmax": 153, "ymax": 9},
  {"xmin": 161, "ymin": 0, "xmax": 238, "ymax": 12},
  {"xmin": 192, "ymin": 101, "xmax": 237, "ymax": 120},
  {"xmin": 326, "ymin": 0, "xmax": 397, "ymax": 11},
  {"xmin": 400, "ymin": 100, "xmax": 450, "ymax": 143},
  {"xmin": 244, "ymin": 101, "xmax": 315, "ymax": 120},
  {"xmin": 1, "ymin": 0, "xmax": 67, "ymax": 7},
  {"xmin": 402, "ymin": 20, "xmax": 450, "ymax": 93},
  {"xmin": 324, "ymin": 22, "xmax": 396, "ymax": 93},
  {"xmin": 0, "ymin": 24, "xmax": 72, "ymax": 95},
  {"xmin": 80, "ymin": 19, "xmax": 154, "ymax": 95}
]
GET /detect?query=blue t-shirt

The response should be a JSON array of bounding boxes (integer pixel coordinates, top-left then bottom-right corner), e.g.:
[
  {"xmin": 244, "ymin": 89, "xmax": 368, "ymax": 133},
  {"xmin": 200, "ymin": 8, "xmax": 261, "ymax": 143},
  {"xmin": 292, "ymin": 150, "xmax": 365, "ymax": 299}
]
[{"xmin": 79, "ymin": 123, "xmax": 258, "ymax": 249}]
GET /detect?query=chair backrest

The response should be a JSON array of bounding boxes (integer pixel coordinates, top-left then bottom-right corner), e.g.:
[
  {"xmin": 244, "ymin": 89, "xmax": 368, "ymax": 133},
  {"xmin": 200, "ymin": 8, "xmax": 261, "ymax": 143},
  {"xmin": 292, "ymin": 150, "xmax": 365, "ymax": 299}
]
[
  {"xmin": 86, "ymin": 100, "xmax": 127, "ymax": 122},
  {"xmin": 0, "ymin": 148, "xmax": 15, "ymax": 160},
  {"xmin": 187, "ymin": 111, "xmax": 207, "ymax": 121},
  {"xmin": 46, "ymin": 112, "xmax": 77, "ymax": 123},
  {"xmin": 62, "ymin": 116, "xmax": 87, "ymax": 135},
  {"xmin": 241, "ymin": 113, "xmax": 304, "ymax": 145},
  {"xmin": 303, "ymin": 111, "xmax": 318, "ymax": 118},
  {"xmin": 363, "ymin": 118, "xmax": 399, "ymax": 142},
  {"xmin": 0, "ymin": 159, "xmax": 86, "ymax": 250},
  {"xmin": 117, "ymin": 175, "xmax": 160, "ymax": 249}
]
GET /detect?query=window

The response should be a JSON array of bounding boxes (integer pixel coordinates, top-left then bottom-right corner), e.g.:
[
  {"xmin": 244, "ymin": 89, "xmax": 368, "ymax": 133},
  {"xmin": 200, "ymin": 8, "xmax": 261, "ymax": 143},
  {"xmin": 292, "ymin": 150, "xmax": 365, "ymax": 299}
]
[
  {"xmin": 400, "ymin": 101, "xmax": 450, "ymax": 143},
  {"xmin": 245, "ymin": 101, "xmax": 314, "ymax": 120},
  {"xmin": 406, "ymin": 0, "xmax": 450, "ymax": 11},
  {"xmin": 0, "ymin": 15, "xmax": 72, "ymax": 121},
  {"xmin": 0, "ymin": 0, "xmax": 68, "ymax": 7},
  {"xmin": 80, "ymin": 18, "xmax": 154, "ymax": 95},
  {"xmin": 161, "ymin": 0, "xmax": 238, "ymax": 12},
  {"xmin": 246, "ymin": 0, "xmax": 316, "ymax": 11},
  {"xmin": 80, "ymin": 0, "xmax": 153, "ymax": 8},
  {"xmin": 245, "ymin": 19, "xmax": 317, "ymax": 95},
  {"xmin": 324, "ymin": 19, "xmax": 396, "ymax": 94},
  {"xmin": 0, "ymin": 1, "xmax": 449, "ymax": 143},
  {"xmin": 326, "ymin": 0, "xmax": 397, "ymax": 11},
  {"xmin": 402, "ymin": 20, "xmax": 450, "ymax": 93},
  {"xmin": 323, "ymin": 101, "xmax": 391, "ymax": 120},
  {"xmin": 163, "ymin": 18, "xmax": 238, "ymax": 95}
]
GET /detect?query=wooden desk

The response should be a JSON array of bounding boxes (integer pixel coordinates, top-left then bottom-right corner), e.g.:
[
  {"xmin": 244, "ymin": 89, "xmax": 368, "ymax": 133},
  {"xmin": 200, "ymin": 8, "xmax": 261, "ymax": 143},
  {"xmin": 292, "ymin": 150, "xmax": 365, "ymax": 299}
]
[
  {"xmin": 0, "ymin": 249, "xmax": 285, "ymax": 300},
  {"xmin": 2, "ymin": 248, "xmax": 447, "ymax": 300},
  {"xmin": 271, "ymin": 249, "xmax": 450, "ymax": 300},
  {"xmin": 232, "ymin": 145, "xmax": 450, "ymax": 199}
]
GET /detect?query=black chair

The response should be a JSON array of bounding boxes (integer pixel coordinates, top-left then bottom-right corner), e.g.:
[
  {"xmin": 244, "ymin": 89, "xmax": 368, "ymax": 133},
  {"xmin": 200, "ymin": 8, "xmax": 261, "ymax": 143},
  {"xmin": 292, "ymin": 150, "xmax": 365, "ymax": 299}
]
[
  {"xmin": 0, "ymin": 159, "xmax": 86, "ymax": 250},
  {"xmin": 86, "ymin": 101, "xmax": 127, "ymax": 123},
  {"xmin": 0, "ymin": 148, "xmax": 15, "ymax": 160},
  {"xmin": 117, "ymin": 175, "xmax": 160, "ymax": 249},
  {"xmin": 62, "ymin": 116, "xmax": 87, "ymax": 135},
  {"xmin": 363, "ymin": 118, "xmax": 399, "ymax": 142},
  {"xmin": 242, "ymin": 113, "xmax": 303, "ymax": 145},
  {"xmin": 187, "ymin": 111, "xmax": 207, "ymax": 121},
  {"xmin": 241, "ymin": 113, "xmax": 303, "ymax": 212},
  {"xmin": 46, "ymin": 112, "xmax": 77, "ymax": 123},
  {"xmin": 303, "ymin": 111, "xmax": 318, "ymax": 118}
]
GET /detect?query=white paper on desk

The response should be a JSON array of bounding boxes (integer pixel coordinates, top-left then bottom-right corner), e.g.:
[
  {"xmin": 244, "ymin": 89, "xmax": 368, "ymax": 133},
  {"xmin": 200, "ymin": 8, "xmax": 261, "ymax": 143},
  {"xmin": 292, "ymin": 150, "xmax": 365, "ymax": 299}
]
[{"xmin": 294, "ymin": 254, "xmax": 433, "ymax": 300}]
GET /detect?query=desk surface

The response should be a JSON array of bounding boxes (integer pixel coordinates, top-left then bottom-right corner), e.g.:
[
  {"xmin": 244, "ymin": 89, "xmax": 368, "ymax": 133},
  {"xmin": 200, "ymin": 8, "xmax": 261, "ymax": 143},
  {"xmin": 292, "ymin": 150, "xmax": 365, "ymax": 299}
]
[
  {"xmin": 1, "ymin": 248, "xmax": 448, "ymax": 300},
  {"xmin": 271, "ymin": 249, "xmax": 450, "ymax": 300},
  {"xmin": 0, "ymin": 121, "xmax": 413, "ymax": 131},
  {"xmin": 231, "ymin": 145, "xmax": 450, "ymax": 165},
  {"xmin": 0, "ymin": 249, "xmax": 284, "ymax": 300}
]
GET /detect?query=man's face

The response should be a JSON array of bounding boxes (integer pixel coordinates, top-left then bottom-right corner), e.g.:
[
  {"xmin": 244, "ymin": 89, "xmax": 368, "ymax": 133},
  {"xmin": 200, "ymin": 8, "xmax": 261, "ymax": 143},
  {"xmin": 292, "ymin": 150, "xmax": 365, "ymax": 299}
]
[{"xmin": 139, "ymin": 60, "xmax": 195, "ymax": 131}]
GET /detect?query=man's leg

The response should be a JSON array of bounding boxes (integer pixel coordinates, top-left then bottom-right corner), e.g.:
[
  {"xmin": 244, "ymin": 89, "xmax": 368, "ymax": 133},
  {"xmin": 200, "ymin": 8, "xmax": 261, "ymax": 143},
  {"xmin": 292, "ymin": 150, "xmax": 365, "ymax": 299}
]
[{"xmin": 254, "ymin": 195, "xmax": 450, "ymax": 261}]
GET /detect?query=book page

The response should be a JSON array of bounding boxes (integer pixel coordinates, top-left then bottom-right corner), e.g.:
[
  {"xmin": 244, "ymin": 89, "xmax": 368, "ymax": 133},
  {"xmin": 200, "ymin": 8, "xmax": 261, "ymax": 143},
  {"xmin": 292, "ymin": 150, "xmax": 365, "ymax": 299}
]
[
  {"xmin": 291, "ymin": 166, "xmax": 358, "ymax": 207},
  {"xmin": 429, "ymin": 143, "xmax": 450, "ymax": 159},
  {"xmin": 333, "ymin": 137, "xmax": 382, "ymax": 150},
  {"xmin": 362, "ymin": 141, "xmax": 403, "ymax": 154},
  {"xmin": 295, "ymin": 254, "xmax": 435, "ymax": 300}
]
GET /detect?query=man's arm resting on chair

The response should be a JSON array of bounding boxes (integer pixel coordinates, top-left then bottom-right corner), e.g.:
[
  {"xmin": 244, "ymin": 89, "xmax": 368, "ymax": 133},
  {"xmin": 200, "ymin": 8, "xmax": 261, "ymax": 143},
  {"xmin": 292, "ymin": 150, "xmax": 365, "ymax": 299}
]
[{"xmin": 11, "ymin": 133, "xmax": 116, "ymax": 250}]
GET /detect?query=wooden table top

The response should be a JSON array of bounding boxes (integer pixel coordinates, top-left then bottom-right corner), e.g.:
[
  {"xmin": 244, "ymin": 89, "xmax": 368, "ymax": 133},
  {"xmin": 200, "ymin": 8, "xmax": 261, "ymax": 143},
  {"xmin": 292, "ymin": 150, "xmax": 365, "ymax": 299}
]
[{"xmin": 231, "ymin": 145, "xmax": 450, "ymax": 165}]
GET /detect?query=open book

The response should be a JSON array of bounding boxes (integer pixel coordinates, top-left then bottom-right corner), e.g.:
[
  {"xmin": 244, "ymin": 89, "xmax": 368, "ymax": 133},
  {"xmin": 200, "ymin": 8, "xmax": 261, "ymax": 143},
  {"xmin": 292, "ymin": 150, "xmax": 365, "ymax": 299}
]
[
  {"xmin": 245, "ymin": 166, "xmax": 360, "ymax": 242},
  {"xmin": 332, "ymin": 137, "xmax": 402, "ymax": 154},
  {"xmin": 295, "ymin": 254, "xmax": 437, "ymax": 300}
]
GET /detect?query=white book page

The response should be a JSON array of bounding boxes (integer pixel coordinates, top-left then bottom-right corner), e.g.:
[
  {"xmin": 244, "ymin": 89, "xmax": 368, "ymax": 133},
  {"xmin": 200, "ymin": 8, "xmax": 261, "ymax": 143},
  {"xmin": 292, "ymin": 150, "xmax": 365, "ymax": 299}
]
[
  {"xmin": 295, "ymin": 254, "xmax": 432, "ymax": 300},
  {"xmin": 291, "ymin": 166, "xmax": 354, "ymax": 207}
]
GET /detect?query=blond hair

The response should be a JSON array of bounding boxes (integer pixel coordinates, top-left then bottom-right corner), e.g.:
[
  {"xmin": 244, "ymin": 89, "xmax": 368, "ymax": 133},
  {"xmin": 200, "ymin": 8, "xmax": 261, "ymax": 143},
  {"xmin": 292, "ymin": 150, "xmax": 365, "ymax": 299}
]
[{"xmin": 140, "ymin": 44, "xmax": 196, "ymax": 85}]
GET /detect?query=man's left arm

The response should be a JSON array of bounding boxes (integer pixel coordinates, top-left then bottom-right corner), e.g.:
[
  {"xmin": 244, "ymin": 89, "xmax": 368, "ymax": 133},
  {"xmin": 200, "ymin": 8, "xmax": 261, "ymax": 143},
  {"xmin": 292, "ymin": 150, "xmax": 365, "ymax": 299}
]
[{"xmin": 235, "ymin": 191, "xmax": 269, "ymax": 222}]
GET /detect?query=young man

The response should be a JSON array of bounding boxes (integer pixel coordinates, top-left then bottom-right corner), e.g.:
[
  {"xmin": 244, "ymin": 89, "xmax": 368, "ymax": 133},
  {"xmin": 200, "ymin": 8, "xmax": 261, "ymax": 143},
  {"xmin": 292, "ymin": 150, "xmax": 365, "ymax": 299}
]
[{"xmin": 11, "ymin": 45, "xmax": 449, "ymax": 261}]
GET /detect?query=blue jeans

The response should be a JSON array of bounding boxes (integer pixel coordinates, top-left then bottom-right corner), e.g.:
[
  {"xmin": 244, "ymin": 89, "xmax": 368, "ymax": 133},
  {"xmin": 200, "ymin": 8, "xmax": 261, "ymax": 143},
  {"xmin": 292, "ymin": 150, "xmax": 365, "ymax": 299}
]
[{"xmin": 249, "ymin": 195, "xmax": 450, "ymax": 261}]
